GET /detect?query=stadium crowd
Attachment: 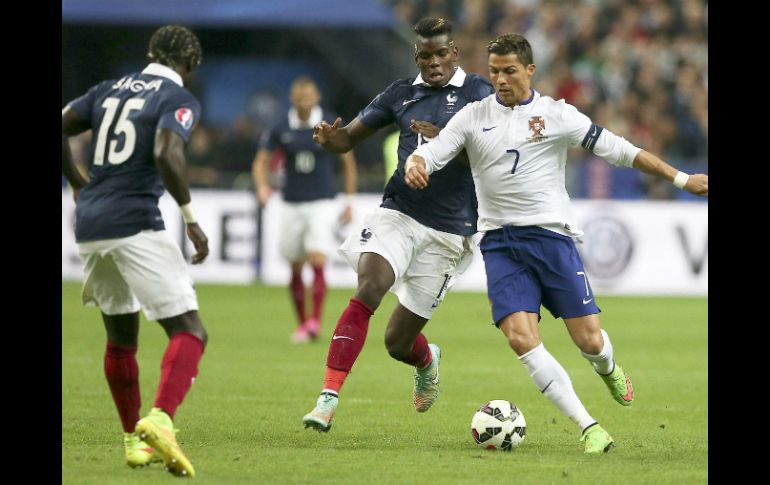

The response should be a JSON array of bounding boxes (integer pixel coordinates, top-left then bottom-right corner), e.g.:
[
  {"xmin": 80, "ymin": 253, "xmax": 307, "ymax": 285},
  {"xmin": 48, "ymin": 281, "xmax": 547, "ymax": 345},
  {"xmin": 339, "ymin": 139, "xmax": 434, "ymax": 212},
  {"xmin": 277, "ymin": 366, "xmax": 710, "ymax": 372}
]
[{"xmin": 63, "ymin": 0, "xmax": 706, "ymax": 199}]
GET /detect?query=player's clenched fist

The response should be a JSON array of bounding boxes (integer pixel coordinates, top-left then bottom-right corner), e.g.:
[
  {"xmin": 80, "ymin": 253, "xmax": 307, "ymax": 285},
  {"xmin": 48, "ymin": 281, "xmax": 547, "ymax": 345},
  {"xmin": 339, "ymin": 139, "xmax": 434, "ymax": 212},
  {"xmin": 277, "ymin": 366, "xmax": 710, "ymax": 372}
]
[{"xmin": 404, "ymin": 155, "xmax": 430, "ymax": 190}]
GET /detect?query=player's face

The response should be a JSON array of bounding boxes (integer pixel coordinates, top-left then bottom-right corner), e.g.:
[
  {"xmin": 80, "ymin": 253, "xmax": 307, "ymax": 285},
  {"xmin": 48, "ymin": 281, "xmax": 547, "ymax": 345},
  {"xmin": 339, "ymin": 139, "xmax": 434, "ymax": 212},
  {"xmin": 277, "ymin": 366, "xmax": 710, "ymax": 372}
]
[
  {"xmin": 291, "ymin": 84, "xmax": 320, "ymax": 112},
  {"xmin": 488, "ymin": 53, "xmax": 535, "ymax": 107},
  {"xmin": 414, "ymin": 34, "xmax": 458, "ymax": 88}
]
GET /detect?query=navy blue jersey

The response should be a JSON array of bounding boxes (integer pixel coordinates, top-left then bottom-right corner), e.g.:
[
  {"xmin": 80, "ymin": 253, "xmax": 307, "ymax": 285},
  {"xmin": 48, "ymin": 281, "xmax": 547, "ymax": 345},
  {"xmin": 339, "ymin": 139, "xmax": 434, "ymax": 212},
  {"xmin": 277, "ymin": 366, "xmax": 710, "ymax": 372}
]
[
  {"xmin": 358, "ymin": 68, "xmax": 494, "ymax": 235},
  {"xmin": 260, "ymin": 108, "xmax": 340, "ymax": 202},
  {"xmin": 67, "ymin": 64, "xmax": 201, "ymax": 242}
]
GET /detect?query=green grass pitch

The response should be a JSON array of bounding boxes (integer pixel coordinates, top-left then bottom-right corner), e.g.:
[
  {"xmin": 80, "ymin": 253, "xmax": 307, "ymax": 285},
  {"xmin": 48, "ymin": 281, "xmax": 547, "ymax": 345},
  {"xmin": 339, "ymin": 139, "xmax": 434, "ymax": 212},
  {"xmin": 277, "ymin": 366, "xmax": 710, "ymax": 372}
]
[{"xmin": 62, "ymin": 282, "xmax": 707, "ymax": 484}]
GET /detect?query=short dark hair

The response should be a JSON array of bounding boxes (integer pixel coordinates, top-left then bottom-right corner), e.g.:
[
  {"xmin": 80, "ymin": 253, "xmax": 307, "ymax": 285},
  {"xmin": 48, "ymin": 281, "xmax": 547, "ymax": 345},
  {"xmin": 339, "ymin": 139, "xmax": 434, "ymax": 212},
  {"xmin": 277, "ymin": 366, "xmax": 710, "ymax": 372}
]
[
  {"xmin": 487, "ymin": 34, "xmax": 533, "ymax": 66},
  {"xmin": 148, "ymin": 25, "xmax": 203, "ymax": 69},
  {"xmin": 414, "ymin": 17, "xmax": 453, "ymax": 39}
]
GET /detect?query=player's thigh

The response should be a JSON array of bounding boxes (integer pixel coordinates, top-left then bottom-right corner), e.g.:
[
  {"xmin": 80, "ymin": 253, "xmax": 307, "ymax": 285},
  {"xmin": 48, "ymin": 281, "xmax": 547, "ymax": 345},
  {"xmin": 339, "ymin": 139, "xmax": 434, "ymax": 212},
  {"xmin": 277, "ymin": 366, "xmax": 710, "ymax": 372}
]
[
  {"xmin": 78, "ymin": 241, "xmax": 140, "ymax": 315},
  {"xmin": 110, "ymin": 230, "xmax": 199, "ymax": 321},
  {"xmin": 525, "ymin": 228, "xmax": 600, "ymax": 319},
  {"xmin": 279, "ymin": 203, "xmax": 308, "ymax": 262},
  {"xmin": 304, "ymin": 199, "xmax": 337, "ymax": 256},
  {"xmin": 479, "ymin": 229, "xmax": 542, "ymax": 326},
  {"xmin": 393, "ymin": 226, "xmax": 465, "ymax": 319}
]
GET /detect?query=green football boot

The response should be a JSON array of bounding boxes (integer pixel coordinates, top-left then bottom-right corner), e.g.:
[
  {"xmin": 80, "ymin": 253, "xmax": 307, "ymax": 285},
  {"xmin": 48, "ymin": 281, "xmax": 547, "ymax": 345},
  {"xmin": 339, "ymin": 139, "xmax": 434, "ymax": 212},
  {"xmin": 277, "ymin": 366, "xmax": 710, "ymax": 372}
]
[
  {"xmin": 581, "ymin": 424, "xmax": 615, "ymax": 454},
  {"xmin": 599, "ymin": 363, "xmax": 634, "ymax": 406},
  {"xmin": 413, "ymin": 344, "xmax": 441, "ymax": 412}
]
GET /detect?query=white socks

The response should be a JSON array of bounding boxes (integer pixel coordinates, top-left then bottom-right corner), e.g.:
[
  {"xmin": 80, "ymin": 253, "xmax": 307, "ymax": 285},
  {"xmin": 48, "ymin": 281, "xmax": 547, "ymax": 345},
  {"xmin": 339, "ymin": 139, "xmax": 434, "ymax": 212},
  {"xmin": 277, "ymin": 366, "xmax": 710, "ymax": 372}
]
[
  {"xmin": 580, "ymin": 329, "xmax": 614, "ymax": 375},
  {"xmin": 519, "ymin": 343, "xmax": 596, "ymax": 431}
]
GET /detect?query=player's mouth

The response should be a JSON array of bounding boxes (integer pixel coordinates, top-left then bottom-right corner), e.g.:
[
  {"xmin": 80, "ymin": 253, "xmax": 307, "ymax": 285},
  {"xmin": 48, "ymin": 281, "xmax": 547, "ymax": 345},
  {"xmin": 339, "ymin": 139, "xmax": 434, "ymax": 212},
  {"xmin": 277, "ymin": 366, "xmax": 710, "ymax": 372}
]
[{"xmin": 429, "ymin": 72, "xmax": 445, "ymax": 80}]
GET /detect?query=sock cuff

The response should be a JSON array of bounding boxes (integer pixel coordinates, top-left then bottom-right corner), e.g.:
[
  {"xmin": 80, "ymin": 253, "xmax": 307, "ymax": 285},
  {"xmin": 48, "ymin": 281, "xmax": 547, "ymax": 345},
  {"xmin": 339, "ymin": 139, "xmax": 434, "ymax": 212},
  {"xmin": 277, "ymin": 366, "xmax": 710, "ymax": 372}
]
[
  {"xmin": 517, "ymin": 342, "xmax": 544, "ymax": 362},
  {"xmin": 320, "ymin": 389, "xmax": 339, "ymax": 397},
  {"xmin": 349, "ymin": 297, "xmax": 374, "ymax": 316},
  {"xmin": 106, "ymin": 342, "xmax": 137, "ymax": 357},
  {"xmin": 580, "ymin": 329, "xmax": 611, "ymax": 359},
  {"xmin": 170, "ymin": 331, "xmax": 205, "ymax": 353}
]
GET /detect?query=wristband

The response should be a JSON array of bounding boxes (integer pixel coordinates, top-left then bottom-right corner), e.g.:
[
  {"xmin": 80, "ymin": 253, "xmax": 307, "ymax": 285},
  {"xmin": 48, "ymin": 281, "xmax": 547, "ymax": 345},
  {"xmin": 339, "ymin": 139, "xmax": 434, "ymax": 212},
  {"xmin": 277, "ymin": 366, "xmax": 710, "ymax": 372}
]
[
  {"xmin": 672, "ymin": 171, "xmax": 689, "ymax": 189},
  {"xmin": 180, "ymin": 203, "xmax": 197, "ymax": 224}
]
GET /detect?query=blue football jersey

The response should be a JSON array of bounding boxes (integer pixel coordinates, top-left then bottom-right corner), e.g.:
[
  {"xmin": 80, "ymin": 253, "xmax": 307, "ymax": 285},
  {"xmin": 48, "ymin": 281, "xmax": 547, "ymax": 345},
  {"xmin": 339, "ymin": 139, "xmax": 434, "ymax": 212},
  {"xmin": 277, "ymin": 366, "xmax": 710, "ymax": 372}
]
[
  {"xmin": 67, "ymin": 64, "xmax": 201, "ymax": 242},
  {"xmin": 358, "ymin": 68, "xmax": 494, "ymax": 235},
  {"xmin": 259, "ymin": 109, "xmax": 340, "ymax": 202}
]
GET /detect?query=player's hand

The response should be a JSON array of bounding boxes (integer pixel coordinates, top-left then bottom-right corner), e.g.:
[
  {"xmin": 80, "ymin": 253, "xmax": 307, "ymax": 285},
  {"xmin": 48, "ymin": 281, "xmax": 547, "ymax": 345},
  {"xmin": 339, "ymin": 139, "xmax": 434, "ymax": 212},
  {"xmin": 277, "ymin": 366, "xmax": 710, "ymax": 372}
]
[
  {"xmin": 313, "ymin": 117, "xmax": 342, "ymax": 145},
  {"xmin": 186, "ymin": 223, "xmax": 209, "ymax": 264},
  {"xmin": 410, "ymin": 120, "xmax": 440, "ymax": 139},
  {"xmin": 257, "ymin": 185, "xmax": 272, "ymax": 208},
  {"xmin": 685, "ymin": 174, "xmax": 708, "ymax": 196},
  {"xmin": 340, "ymin": 205, "xmax": 353, "ymax": 225},
  {"xmin": 405, "ymin": 155, "xmax": 429, "ymax": 189}
]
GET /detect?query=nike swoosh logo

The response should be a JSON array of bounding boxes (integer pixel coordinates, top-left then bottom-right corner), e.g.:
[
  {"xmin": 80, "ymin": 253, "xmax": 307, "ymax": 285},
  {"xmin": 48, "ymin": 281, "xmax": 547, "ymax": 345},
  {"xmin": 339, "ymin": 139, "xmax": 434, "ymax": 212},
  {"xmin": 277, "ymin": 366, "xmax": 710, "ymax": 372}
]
[
  {"xmin": 402, "ymin": 99, "xmax": 418, "ymax": 106},
  {"xmin": 622, "ymin": 374, "xmax": 633, "ymax": 401},
  {"xmin": 540, "ymin": 380, "xmax": 554, "ymax": 393},
  {"xmin": 582, "ymin": 298, "xmax": 593, "ymax": 305},
  {"xmin": 332, "ymin": 335, "xmax": 354, "ymax": 341},
  {"xmin": 482, "ymin": 126, "xmax": 496, "ymax": 132}
]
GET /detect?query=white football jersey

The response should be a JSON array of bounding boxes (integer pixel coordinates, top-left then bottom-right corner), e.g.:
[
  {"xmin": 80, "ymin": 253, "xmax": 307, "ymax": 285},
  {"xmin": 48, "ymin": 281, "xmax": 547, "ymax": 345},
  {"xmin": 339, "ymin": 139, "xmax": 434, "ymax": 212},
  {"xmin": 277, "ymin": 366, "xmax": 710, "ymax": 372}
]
[{"xmin": 413, "ymin": 90, "xmax": 641, "ymax": 237}]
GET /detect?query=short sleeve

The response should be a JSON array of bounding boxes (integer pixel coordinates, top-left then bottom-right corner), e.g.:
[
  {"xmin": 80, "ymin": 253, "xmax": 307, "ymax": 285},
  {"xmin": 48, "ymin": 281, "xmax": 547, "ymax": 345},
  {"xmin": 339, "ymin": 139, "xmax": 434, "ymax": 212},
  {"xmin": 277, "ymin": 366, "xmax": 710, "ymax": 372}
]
[{"xmin": 156, "ymin": 93, "xmax": 201, "ymax": 143}]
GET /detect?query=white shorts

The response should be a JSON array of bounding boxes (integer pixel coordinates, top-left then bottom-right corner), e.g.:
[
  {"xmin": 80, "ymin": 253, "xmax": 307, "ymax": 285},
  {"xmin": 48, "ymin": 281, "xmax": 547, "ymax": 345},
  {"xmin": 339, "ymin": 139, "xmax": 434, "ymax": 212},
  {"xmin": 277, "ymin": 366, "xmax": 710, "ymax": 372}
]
[
  {"xmin": 279, "ymin": 199, "xmax": 338, "ymax": 262},
  {"xmin": 338, "ymin": 207, "xmax": 474, "ymax": 319},
  {"xmin": 77, "ymin": 230, "xmax": 199, "ymax": 321}
]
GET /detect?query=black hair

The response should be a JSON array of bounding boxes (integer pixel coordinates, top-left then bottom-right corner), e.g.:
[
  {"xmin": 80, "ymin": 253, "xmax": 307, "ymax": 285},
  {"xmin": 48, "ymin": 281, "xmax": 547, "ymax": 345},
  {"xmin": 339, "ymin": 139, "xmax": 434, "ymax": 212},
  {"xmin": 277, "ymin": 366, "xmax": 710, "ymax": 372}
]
[
  {"xmin": 487, "ymin": 33, "xmax": 534, "ymax": 66},
  {"xmin": 414, "ymin": 17, "xmax": 453, "ymax": 39},
  {"xmin": 147, "ymin": 25, "xmax": 203, "ymax": 69}
]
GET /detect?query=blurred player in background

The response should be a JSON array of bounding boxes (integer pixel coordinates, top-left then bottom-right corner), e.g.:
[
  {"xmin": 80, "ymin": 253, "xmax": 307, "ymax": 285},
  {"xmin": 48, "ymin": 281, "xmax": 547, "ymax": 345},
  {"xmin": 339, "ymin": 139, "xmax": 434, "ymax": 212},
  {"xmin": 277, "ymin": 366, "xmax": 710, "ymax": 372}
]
[
  {"xmin": 405, "ymin": 33, "xmax": 708, "ymax": 453},
  {"xmin": 62, "ymin": 25, "xmax": 209, "ymax": 476},
  {"xmin": 252, "ymin": 76, "xmax": 358, "ymax": 343},
  {"xmin": 302, "ymin": 17, "xmax": 495, "ymax": 432}
]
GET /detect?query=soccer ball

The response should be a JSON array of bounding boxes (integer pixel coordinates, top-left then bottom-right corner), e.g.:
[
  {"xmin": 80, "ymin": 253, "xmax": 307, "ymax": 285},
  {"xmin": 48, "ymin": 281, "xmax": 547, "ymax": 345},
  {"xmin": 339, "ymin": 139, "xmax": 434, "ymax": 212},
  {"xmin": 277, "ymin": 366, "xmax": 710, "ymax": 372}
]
[{"xmin": 470, "ymin": 400, "xmax": 526, "ymax": 451}]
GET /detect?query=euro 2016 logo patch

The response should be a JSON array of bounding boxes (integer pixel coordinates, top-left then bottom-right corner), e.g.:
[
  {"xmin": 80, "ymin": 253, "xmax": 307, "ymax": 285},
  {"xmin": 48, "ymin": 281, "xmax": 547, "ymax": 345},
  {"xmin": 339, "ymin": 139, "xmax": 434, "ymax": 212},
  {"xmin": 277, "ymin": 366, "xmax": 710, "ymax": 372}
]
[
  {"xmin": 527, "ymin": 116, "xmax": 548, "ymax": 143},
  {"xmin": 175, "ymin": 108, "xmax": 194, "ymax": 130}
]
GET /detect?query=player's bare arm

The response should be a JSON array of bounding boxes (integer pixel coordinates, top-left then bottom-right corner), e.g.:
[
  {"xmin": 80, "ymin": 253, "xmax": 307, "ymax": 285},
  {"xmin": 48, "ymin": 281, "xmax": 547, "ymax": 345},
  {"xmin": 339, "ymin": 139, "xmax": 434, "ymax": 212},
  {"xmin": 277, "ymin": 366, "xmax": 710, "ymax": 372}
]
[
  {"xmin": 251, "ymin": 148, "xmax": 273, "ymax": 207},
  {"xmin": 61, "ymin": 106, "xmax": 90, "ymax": 199},
  {"xmin": 153, "ymin": 128, "xmax": 209, "ymax": 264},
  {"xmin": 339, "ymin": 150, "xmax": 358, "ymax": 225},
  {"xmin": 313, "ymin": 117, "xmax": 377, "ymax": 153},
  {"xmin": 632, "ymin": 150, "xmax": 708, "ymax": 197},
  {"xmin": 409, "ymin": 119, "xmax": 441, "ymax": 139},
  {"xmin": 404, "ymin": 154, "xmax": 429, "ymax": 190}
]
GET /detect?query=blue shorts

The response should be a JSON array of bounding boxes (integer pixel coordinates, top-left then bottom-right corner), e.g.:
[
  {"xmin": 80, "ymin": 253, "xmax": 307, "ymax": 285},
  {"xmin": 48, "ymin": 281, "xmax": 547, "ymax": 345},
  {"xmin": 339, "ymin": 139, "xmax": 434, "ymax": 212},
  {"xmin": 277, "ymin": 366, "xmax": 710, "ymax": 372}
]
[{"xmin": 480, "ymin": 226, "xmax": 600, "ymax": 325}]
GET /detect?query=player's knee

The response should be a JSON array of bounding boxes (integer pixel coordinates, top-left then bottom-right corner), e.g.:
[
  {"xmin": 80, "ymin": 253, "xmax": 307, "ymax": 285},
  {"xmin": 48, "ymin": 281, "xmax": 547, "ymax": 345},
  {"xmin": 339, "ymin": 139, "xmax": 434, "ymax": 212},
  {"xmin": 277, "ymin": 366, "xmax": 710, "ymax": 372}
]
[
  {"xmin": 577, "ymin": 330, "xmax": 602, "ymax": 355},
  {"xmin": 354, "ymin": 278, "xmax": 388, "ymax": 310},
  {"xmin": 384, "ymin": 334, "xmax": 410, "ymax": 361},
  {"xmin": 504, "ymin": 330, "xmax": 539, "ymax": 356}
]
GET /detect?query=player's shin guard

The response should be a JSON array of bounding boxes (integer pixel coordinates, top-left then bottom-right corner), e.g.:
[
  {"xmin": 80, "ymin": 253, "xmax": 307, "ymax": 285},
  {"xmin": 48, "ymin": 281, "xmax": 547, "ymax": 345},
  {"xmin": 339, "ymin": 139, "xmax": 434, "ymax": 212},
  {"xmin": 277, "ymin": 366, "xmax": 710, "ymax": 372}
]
[
  {"xmin": 519, "ymin": 343, "xmax": 596, "ymax": 431},
  {"xmin": 105, "ymin": 343, "xmax": 142, "ymax": 432},
  {"xmin": 323, "ymin": 298, "xmax": 373, "ymax": 391},
  {"xmin": 290, "ymin": 271, "xmax": 307, "ymax": 324},
  {"xmin": 580, "ymin": 329, "xmax": 614, "ymax": 375},
  {"xmin": 154, "ymin": 332, "xmax": 204, "ymax": 419}
]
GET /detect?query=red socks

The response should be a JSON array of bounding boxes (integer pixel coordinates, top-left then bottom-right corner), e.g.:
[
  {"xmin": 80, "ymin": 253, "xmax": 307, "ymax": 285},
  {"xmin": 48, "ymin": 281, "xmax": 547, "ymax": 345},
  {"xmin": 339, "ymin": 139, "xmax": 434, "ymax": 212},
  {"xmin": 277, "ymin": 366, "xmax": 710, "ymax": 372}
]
[
  {"xmin": 154, "ymin": 332, "xmax": 204, "ymax": 419},
  {"xmin": 311, "ymin": 265, "xmax": 326, "ymax": 321},
  {"xmin": 324, "ymin": 298, "xmax": 374, "ymax": 390},
  {"xmin": 290, "ymin": 271, "xmax": 306, "ymax": 324},
  {"xmin": 401, "ymin": 333, "xmax": 433, "ymax": 369},
  {"xmin": 104, "ymin": 343, "xmax": 141, "ymax": 432}
]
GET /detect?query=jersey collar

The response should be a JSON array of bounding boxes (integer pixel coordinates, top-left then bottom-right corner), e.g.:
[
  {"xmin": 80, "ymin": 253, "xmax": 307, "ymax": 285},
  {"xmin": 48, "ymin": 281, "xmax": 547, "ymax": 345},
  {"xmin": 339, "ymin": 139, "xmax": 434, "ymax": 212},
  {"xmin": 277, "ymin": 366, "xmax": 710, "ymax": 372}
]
[
  {"xmin": 142, "ymin": 63, "xmax": 184, "ymax": 87},
  {"xmin": 288, "ymin": 105, "xmax": 323, "ymax": 129},
  {"xmin": 494, "ymin": 88, "xmax": 538, "ymax": 111},
  {"xmin": 413, "ymin": 66, "xmax": 467, "ymax": 88}
]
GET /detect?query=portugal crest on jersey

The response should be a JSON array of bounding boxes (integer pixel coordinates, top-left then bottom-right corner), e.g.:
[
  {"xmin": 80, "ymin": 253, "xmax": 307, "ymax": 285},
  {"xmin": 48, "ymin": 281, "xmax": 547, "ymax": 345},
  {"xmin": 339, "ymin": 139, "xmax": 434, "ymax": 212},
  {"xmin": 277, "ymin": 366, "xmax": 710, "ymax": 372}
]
[
  {"xmin": 175, "ymin": 108, "xmax": 194, "ymax": 130},
  {"xmin": 527, "ymin": 116, "xmax": 548, "ymax": 143}
]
